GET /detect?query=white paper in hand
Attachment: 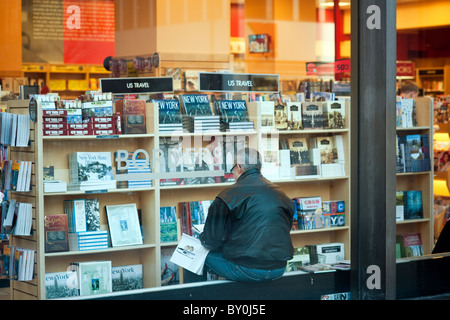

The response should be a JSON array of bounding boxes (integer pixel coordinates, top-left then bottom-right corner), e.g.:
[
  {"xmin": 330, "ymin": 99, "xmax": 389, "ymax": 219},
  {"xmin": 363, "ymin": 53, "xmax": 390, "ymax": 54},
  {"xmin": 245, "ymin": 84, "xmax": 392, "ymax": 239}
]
[{"xmin": 170, "ymin": 233, "xmax": 210, "ymax": 275}]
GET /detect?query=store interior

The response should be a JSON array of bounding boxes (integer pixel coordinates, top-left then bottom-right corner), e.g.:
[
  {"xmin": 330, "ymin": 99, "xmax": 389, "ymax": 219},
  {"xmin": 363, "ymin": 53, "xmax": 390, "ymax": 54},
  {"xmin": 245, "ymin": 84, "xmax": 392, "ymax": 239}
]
[{"xmin": 0, "ymin": 0, "xmax": 450, "ymax": 300}]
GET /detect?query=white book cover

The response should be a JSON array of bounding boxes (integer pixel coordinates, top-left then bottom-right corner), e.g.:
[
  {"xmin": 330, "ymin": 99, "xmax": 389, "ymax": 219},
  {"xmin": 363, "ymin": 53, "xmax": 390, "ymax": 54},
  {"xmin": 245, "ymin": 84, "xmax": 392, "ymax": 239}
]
[
  {"xmin": 106, "ymin": 203, "xmax": 143, "ymax": 247},
  {"xmin": 170, "ymin": 233, "xmax": 209, "ymax": 275},
  {"xmin": 259, "ymin": 101, "xmax": 275, "ymax": 130},
  {"xmin": 73, "ymin": 260, "xmax": 112, "ymax": 296},
  {"xmin": 69, "ymin": 152, "xmax": 114, "ymax": 184}
]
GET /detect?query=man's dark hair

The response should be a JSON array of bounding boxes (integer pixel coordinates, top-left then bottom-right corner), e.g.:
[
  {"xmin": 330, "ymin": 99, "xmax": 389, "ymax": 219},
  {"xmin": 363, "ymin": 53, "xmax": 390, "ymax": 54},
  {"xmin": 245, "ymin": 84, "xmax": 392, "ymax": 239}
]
[
  {"xmin": 235, "ymin": 147, "xmax": 262, "ymax": 171},
  {"xmin": 400, "ymin": 81, "xmax": 419, "ymax": 94}
]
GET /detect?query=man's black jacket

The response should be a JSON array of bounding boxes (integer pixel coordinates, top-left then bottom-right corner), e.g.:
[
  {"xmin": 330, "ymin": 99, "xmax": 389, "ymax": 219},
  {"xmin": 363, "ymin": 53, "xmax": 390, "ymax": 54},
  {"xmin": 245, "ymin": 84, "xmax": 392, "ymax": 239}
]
[{"xmin": 200, "ymin": 168, "xmax": 295, "ymax": 269}]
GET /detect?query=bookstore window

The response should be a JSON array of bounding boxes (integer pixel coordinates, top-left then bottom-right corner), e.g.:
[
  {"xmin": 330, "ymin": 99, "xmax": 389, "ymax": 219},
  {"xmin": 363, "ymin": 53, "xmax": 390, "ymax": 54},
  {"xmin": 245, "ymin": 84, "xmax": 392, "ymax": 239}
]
[{"xmin": 0, "ymin": 0, "xmax": 449, "ymax": 300}]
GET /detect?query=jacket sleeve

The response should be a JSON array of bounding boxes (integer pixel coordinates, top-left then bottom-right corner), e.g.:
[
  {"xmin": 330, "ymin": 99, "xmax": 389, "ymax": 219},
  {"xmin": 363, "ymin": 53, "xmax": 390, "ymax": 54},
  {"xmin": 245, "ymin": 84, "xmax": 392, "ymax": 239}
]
[{"xmin": 199, "ymin": 197, "xmax": 230, "ymax": 251}]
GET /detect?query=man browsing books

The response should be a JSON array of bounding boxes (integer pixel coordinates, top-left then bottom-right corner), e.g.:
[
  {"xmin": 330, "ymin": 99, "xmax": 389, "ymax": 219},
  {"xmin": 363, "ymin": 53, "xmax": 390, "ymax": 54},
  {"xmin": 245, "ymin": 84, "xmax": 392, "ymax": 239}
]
[
  {"xmin": 399, "ymin": 81, "xmax": 419, "ymax": 99},
  {"xmin": 195, "ymin": 147, "xmax": 294, "ymax": 282}
]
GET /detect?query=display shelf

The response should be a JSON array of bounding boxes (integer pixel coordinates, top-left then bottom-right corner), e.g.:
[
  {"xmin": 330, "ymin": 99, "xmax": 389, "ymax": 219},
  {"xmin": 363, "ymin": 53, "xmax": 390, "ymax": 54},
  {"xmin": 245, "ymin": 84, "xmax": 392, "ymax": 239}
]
[
  {"xmin": 396, "ymin": 97, "xmax": 434, "ymax": 255},
  {"xmin": 10, "ymin": 92, "xmax": 435, "ymax": 300}
]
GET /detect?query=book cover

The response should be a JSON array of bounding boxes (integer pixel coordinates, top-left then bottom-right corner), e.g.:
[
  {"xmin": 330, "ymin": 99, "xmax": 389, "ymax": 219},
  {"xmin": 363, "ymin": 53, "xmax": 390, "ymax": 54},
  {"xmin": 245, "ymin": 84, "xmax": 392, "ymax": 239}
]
[
  {"xmin": 111, "ymin": 264, "xmax": 143, "ymax": 292},
  {"xmin": 302, "ymin": 102, "xmax": 323, "ymax": 130},
  {"xmin": 315, "ymin": 137, "xmax": 335, "ymax": 164},
  {"xmin": 161, "ymin": 247, "xmax": 180, "ymax": 286},
  {"xmin": 396, "ymin": 191, "xmax": 405, "ymax": 221},
  {"xmin": 45, "ymin": 271, "xmax": 79, "ymax": 299},
  {"xmin": 259, "ymin": 101, "xmax": 275, "ymax": 130},
  {"xmin": 44, "ymin": 214, "xmax": 69, "ymax": 253},
  {"xmin": 274, "ymin": 103, "xmax": 288, "ymax": 130},
  {"xmin": 85, "ymin": 198, "xmax": 100, "ymax": 231},
  {"xmin": 115, "ymin": 99, "xmax": 147, "ymax": 134},
  {"xmin": 397, "ymin": 233, "xmax": 423, "ymax": 257},
  {"xmin": 181, "ymin": 94, "xmax": 212, "ymax": 116},
  {"xmin": 153, "ymin": 99, "xmax": 183, "ymax": 125},
  {"xmin": 72, "ymin": 260, "xmax": 112, "ymax": 296},
  {"xmin": 69, "ymin": 152, "xmax": 114, "ymax": 184},
  {"xmin": 323, "ymin": 100, "xmax": 345, "ymax": 129},
  {"xmin": 106, "ymin": 203, "xmax": 143, "ymax": 247},
  {"xmin": 403, "ymin": 190, "xmax": 423, "ymax": 219},
  {"xmin": 160, "ymin": 206, "xmax": 178, "ymax": 242},
  {"xmin": 217, "ymin": 100, "xmax": 250, "ymax": 123},
  {"xmin": 287, "ymin": 138, "xmax": 310, "ymax": 165},
  {"xmin": 64, "ymin": 199, "xmax": 87, "ymax": 233},
  {"xmin": 286, "ymin": 102, "xmax": 302, "ymax": 130}
]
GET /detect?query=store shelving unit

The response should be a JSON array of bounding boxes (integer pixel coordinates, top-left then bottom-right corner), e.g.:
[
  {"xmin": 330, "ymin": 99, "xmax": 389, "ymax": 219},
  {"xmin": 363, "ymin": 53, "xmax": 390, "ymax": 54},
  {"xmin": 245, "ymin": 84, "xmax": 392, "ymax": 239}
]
[
  {"xmin": 396, "ymin": 97, "xmax": 434, "ymax": 254},
  {"xmin": 6, "ymin": 94, "xmax": 433, "ymax": 299}
]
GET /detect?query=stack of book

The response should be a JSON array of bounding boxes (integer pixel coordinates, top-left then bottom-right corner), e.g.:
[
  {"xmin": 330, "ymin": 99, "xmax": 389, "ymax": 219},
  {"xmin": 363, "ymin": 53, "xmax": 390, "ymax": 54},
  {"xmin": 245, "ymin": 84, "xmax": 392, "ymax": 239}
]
[
  {"xmin": 68, "ymin": 230, "xmax": 109, "ymax": 251},
  {"xmin": 181, "ymin": 94, "xmax": 220, "ymax": 133},
  {"xmin": 0, "ymin": 112, "xmax": 31, "ymax": 146},
  {"xmin": 153, "ymin": 99, "xmax": 183, "ymax": 133},
  {"xmin": 1, "ymin": 245, "xmax": 35, "ymax": 281},
  {"xmin": 215, "ymin": 100, "xmax": 254, "ymax": 131},
  {"xmin": 116, "ymin": 151, "xmax": 152, "ymax": 189},
  {"xmin": 182, "ymin": 115, "xmax": 220, "ymax": 133}
]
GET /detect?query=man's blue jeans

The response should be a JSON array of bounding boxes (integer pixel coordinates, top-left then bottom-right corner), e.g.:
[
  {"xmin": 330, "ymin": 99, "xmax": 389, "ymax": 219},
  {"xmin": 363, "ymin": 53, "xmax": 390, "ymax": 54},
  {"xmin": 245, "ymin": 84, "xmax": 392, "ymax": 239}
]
[{"xmin": 185, "ymin": 251, "xmax": 286, "ymax": 283}]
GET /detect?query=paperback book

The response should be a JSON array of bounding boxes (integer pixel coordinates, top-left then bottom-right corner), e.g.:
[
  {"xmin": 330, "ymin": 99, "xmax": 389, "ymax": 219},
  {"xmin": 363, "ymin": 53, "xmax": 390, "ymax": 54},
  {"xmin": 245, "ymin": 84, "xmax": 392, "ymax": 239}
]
[
  {"xmin": 153, "ymin": 99, "xmax": 183, "ymax": 132},
  {"xmin": 302, "ymin": 102, "xmax": 324, "ymax": 130}
]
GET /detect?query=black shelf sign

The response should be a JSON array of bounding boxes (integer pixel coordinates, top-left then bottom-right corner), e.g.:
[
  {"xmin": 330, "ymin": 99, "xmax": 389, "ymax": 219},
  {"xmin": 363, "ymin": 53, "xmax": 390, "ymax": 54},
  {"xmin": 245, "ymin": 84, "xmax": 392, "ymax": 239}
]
[
  {"xmin": 100, "ymin": 77, "xmax": 173, "ymax": 94},
  {"xmin": 199, "ymin": 72, "xmax": 279, "ymax": 93}
]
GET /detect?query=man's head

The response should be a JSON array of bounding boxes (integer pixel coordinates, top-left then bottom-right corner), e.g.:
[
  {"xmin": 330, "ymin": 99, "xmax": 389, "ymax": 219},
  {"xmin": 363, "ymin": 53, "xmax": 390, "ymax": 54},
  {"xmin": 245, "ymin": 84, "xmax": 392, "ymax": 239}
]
[
  {"xmin": 231, "ymin": 147, "xmax": 262, "ymax": 180},
  {"xmin": 400, "ymin": 81, "xmax": 419, "ymax": 99}
]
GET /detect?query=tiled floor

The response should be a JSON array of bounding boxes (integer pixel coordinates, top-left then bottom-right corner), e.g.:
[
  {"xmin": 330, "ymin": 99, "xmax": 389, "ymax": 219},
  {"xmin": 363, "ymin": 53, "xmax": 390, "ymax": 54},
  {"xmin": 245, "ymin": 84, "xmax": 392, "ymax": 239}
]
[{"xmin": 0, "ymin": 287, "xmax": 10, "ymax": 300}]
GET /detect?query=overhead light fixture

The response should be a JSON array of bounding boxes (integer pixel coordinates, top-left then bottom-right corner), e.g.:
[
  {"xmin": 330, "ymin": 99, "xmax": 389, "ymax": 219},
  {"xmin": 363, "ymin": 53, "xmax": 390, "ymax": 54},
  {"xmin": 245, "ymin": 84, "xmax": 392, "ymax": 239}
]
[{"xmin": 319, "ymin": 1, "xmax": 351, "ymax": 8}]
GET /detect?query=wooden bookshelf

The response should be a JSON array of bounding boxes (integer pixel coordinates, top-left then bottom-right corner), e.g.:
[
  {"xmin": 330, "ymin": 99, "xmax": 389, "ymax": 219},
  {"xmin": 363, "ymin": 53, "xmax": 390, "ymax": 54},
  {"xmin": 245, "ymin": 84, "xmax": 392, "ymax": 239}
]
[
  {"xmin": 5, "ymin": 95, "xmax": 434, "ymax": 299},
  {"xmin": 396, "ymin": 97, "xmax": 434, "ymax": 255}
]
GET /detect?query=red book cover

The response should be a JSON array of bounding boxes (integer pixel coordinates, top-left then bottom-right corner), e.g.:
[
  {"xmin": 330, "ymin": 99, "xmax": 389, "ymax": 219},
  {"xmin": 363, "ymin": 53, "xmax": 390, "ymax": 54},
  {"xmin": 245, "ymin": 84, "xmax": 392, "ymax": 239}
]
[
  {"xmin": 44, "ymin": 215, "xmax": 69, "ymax": 253},
  {"xmin": 116, "ymin": 100, "xmax": 147, "ymax": 134}
]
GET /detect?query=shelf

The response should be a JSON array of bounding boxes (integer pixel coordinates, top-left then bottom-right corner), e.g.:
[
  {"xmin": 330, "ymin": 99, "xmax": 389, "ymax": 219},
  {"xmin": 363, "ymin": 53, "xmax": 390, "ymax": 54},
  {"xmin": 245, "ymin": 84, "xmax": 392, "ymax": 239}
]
[
  {"xmin": 43, "ymin": 133, "xmax": 155, "ymax": 140},
  {"xmin": 396, "ymin": 218, "xmax": 430, "ymax": 225},
  {"xmin": 290, "ymin": 226, "xmax": 349, "ymax": 235},
  {"xmin": 45, "ymin": 243, "xmax": 157, "ymax": 258},
  {"xmin": 43, "ymin": 187, "xmax": 156, "ymax": 196}
]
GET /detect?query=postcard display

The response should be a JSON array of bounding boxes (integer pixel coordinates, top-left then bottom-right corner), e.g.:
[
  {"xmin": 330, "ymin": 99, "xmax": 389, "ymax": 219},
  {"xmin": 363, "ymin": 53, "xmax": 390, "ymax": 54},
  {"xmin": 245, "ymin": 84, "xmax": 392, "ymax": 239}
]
[{"xmin": 5, "ymin": 86, "xmax": 434, "ymax": 299}]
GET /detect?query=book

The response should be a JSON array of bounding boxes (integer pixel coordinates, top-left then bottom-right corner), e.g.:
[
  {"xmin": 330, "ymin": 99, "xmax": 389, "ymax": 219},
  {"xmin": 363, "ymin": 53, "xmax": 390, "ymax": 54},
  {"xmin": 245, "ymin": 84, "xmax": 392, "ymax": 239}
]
[
  {"xmin": 170, "ymin": 233, "xmax": 210, "ymax": 275},
  {"xmin": 216, "ymin": 100, "xmax": 254, "ymax": 131},
  {"xmin": 396, "ymin": 191, "xmax": 405, "ymax": 221},
  {"xmin": 159, "ymin": 138, "xmax": 185, "ymax": 186},
  {"xmin": 115, "ymin": 99, "xmax": 147, "ymax": 134},
  {"xmin": 181, "ymin": 94, "xmax": 213, "ymax": 116},
  {"xmin": 403, "ymin": 190, "xmax": 423, "ymax": 219},
  {"xmin": 85, "ymin": 198, "xmax": 100, "ymax": 231},
  {"xmin": 106, "ymin": 203, "xmax": 143, "ymax": 247},
  {"xmin": 302, "ymin": 102, "xmax": 324, "ymax": 130},
  {"xmin": 396, "ymin": 233, "xmax": 423, "ymax": 258},
  {"xmin": 68, "ymin": 152, "xmax": 116, "ymax": 191},
  {"xmin": 68, "ymin": 230, "xmax": 109, "ymax": 251},
  {"xmin": 45, "ymin": 271, "xmax": 79, "ymax": 299},
  {"xmin": 286, "ymin": 102, "xmax": 302, "ymax": 130},
  {"xmin": 44, "ymin": 215, "xmax": 69, "ymax": 253},
  {"xmin": 323, "ymin": 100, "xmax": 345, "ymax": 129},
  {"xmin": 287, "ymin": 138, "xmax": 310, "ymax": 165},
  {"xmin": 111, "ymin": 264, "xmax": 143, "ymax": 292},
  {"xmin": 160, "ymin": 206, "xmax": 178, "ymax": 242},
  {"xmin": 259, "ymin": 101, "xmax": 275, "ymax": 130},
  {"xmin": 307, "ymin": 243, "xmax": 345, "ymax": 264},
  {"xmin": 64, "ymin": 199, "xmax": 87, "ymax": 233},
  {"xmin": 161, "ymin": 247, "xmax": 180, "ymax": 286},
  {"xmin": 153, "ymin": 99, "xmax": 183, "ymax": 132},
  {"xmin": 322, "ymin": 200, "xmax": 345, "ymax": 227},
  {"xmin": 13, "ymin": 202, "xmax": 32, "ymax": 236},
  {"xmin": 274, "ymin": 102, "xmax": 288, "ymax": 130},
  {"xmin": 70, "ymin": 260, "xmax": 113, "ymax": 296},
  {"xmin": 313, "ymin": 136, "xmax": 335, "ymax": 164}
]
